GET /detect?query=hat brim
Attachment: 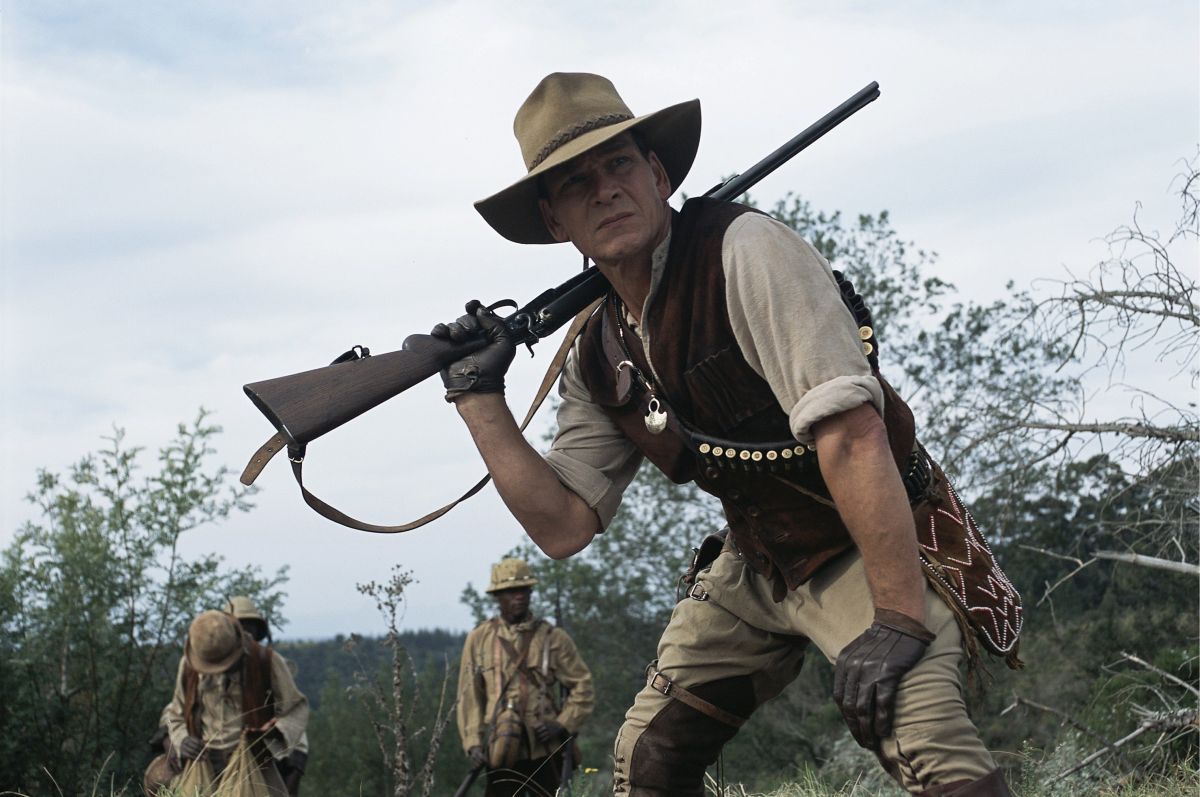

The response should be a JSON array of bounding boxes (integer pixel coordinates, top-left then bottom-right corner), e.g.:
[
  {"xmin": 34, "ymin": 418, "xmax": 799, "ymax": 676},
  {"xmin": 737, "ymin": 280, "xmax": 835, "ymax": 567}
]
[
  {"xmin": 185, "ymin": 633, "xmax": 245, "ymax": 675},
  {"xmin": 485, "ymin": 577, "xmax": 538, "ymax": 594},
  {"xmin": 475, "ymin": 98, "xmax": 701, "ymax": 245}
]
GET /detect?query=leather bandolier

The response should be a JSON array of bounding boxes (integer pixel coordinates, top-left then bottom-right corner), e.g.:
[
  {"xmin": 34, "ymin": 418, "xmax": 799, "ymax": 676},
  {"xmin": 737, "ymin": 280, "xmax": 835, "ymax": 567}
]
[
  {"xmin": 182, "ymin": 633, "xmax": 276, "ymax": 744},
  {"xmin": 485, "ymin": 618, "xmax": 553, "ymax": 769},
  {"xmin": 577, "ymin": 198, "xmax": 1022, "ymax": 667}
]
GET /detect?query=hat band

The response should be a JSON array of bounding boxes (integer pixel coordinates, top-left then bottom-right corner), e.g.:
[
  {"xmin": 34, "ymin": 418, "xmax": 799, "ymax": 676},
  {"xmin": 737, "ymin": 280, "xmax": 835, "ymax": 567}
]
[{"xmin": 529, "ymin": 112, "xmax": 634, "ymax": 170}]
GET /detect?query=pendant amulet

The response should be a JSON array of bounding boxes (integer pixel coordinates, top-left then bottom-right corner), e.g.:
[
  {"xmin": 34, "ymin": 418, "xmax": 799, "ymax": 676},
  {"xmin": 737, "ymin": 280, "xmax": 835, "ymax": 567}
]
[{"xmin": 645, "ymin": 397, "xmax": 668, "ymax": 435}]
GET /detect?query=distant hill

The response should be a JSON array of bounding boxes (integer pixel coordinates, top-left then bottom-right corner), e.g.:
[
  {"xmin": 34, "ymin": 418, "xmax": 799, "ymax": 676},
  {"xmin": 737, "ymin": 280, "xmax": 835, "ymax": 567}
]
[{"xmin": 277, "ymin": 629, "xmax": 465, "ymax": 710}]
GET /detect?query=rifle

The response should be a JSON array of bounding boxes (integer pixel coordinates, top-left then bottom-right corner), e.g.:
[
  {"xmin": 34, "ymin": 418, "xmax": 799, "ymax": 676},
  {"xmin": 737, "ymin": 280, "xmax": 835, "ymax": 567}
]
[
  {"xmin": 453, "ymin": 765, "xmax": 484, "ymax": 797},
  {"xmin": 240, "ymin": 82, "xmax": 881, "ymax": 526}
]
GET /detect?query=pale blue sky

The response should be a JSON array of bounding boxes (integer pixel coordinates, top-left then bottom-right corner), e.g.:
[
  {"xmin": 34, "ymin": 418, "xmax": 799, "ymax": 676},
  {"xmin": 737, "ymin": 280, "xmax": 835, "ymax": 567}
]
[{"xmin": 2, "ymin": 0, "xmax": 1196, "ymax": 638}]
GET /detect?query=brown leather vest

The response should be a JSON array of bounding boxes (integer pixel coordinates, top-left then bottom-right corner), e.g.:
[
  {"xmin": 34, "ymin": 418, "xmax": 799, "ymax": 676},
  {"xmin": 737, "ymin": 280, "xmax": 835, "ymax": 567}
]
[
  {"xmin": 182, "ymin": 634, "xmax": 275, "ymax": 738},
  {"xmin": 577, "ymin": 198, "xmax": 916, "ymax": 599}
]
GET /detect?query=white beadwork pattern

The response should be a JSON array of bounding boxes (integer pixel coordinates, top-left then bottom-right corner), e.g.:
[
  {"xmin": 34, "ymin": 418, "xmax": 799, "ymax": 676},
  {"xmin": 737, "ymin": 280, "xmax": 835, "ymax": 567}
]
[{"xmin": 919, "ymin": 481, "xmax": 1023, "ymax": 655}]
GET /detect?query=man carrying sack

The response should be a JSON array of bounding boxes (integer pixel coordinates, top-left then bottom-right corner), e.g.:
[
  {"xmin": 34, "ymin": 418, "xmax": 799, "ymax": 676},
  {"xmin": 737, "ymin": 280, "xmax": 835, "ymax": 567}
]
[
  {"xmin": 456, "ymin": 558, "xmax": 594, "ymax": 796},
  {"xmin": 223, "ymin": 596, "xmax": 310, "ymax": 796},
  {"xmin": 432, "ymin": 72, "xmax": 1022, "ymax": 795},
  {"xmin": 143, "ymin": 609, "xmax": 309, "ymax": 796}
]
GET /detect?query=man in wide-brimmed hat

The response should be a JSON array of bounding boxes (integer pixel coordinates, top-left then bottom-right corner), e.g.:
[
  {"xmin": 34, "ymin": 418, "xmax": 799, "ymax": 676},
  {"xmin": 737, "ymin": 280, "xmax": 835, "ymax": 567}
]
[
  {"xmin": 432, "ymin": 73, "xmax": 1019, "ymax": 796},
  {"xmin": 144, "ymin": 609, "xmax": 309, "ymax": 796},
  {"xmin": 223, "ymin": 596, "xmax": 310, "ymax": 796},
  {"xmin": 456, "ymin": 558, "xmax": 594, "ymax": 797}
]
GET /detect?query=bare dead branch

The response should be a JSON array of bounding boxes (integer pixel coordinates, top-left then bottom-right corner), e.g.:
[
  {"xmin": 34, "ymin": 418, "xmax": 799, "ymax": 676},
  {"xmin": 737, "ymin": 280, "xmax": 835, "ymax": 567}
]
[
  {"xmin": 1120, "ymin": 652, "xmax": 1200, "ymax": 698},
  {"xmin": 1063, "ymin": 289, "xmax": 1200, "ymax": 326},
  {"xmin": 1018, "ymin": 544, "xmax": 1085, "ymax": 567},
  {"xmin": 1000, "ymin": 695, "xmax": 1109, "ymax": 743},
  {"xmin": 1037, "ymin": 558, "xmax": 1098, "ymax": 606},
  {"xmin": 1092, "ymin": 551, "xmax": 1200, "ymax": 577},
  {"xmin": 1057, "ymin": 708, "xmax": 1199, "ymax": 778},
  {"xmin": 1017, "ymin": 420, "xmax": 1200, "ymax": 443}
]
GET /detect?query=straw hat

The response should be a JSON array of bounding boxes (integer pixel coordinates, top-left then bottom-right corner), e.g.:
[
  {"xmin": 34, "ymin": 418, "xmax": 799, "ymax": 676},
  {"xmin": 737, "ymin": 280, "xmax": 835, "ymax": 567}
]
[
  {"xmin": 474, "ymin": 72, "xmax": 701, "ymax": 245},
  {"xmin": 224, "ymin": 595, "xmax": 265, "ymax": 623},
  {"xmin": 486, "ymin": 558, "xmax": 539, "ymax": 593},
  {"xmin": 185, "ymin": 610, "xmax": 244, "ymax": 674}
]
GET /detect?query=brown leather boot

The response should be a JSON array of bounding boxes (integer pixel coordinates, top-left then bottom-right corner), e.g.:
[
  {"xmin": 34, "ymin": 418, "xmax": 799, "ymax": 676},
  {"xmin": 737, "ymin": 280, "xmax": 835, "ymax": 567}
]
[
  {"xmin": 919, "ymin": 769, "xmax": 1013, "ymax": 796},
  {"xmin": 625, "ymin": 676, "xmax": 755, "ymax": 796}
]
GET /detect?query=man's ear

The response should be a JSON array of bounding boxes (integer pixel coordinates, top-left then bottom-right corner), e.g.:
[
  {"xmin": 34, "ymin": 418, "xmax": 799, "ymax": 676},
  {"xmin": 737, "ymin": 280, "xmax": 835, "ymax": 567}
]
[
  {"xmin": 648, "ymin": 152, "xmax": 671, "ymax": 200},
  {"xmin": 539, "ymin": 198, "xmax": 570, "ymax": 243}
]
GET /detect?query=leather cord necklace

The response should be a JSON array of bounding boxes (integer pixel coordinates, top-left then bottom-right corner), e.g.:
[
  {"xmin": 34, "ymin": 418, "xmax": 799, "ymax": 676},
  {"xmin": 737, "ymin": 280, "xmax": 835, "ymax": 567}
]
[{"xmin": 610, "ymin": 293, "xmax": 669, "ymax": 435}]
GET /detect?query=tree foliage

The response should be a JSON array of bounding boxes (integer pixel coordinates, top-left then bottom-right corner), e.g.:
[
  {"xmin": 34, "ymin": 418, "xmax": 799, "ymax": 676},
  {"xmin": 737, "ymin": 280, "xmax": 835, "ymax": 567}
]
[{"xmin": 0, "ymin": 411, "xmax": 286, "ymax": 794}]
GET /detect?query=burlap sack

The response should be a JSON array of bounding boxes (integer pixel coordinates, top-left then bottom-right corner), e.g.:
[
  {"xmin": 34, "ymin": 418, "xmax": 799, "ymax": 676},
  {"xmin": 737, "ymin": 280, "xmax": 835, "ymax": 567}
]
[
  {"xmin": 212, "ymin": 738, "xmax": 287, "ymax": 797},
  {"xmin": 172, "ymin": 757, "xmax": 215, "ymax": 797}
]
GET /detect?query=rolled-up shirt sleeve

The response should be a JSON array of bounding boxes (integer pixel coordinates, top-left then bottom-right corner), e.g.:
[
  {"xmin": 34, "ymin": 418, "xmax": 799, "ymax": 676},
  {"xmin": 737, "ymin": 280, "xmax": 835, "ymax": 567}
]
[
  {"xmin": 544, "ymin": 347, "xmax": 643, "ymax": 528},
  {"xmin": 722, "ymin": 213, "xmax": 884, "ymax": 444}
]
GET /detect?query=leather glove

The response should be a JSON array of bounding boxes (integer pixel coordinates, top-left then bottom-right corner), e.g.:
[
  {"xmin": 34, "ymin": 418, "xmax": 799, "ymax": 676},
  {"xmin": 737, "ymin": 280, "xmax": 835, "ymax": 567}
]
[
  {"xmin": 431, "ymin": 300, "xmax": 516, "ymax": 401},
  {"xmin": 833, "ymin": 610, "xmax": 935, "ymax": 750},
  {"xmin": 534, "ymin": 720, "xmax": 567, "ymax": 744},
  {"xmin": 467, "ymin": 745, "xmax": 488, "ymax": 768},
  {"xmin": 179, "ymin": 735, "xmax": 204, "ymax": 760}
]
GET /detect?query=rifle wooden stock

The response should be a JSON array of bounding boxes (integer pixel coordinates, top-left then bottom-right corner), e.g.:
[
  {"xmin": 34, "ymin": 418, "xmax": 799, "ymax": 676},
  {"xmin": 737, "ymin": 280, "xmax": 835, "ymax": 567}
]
[{"xmin": 243, "ymin": 334, "xmax": 487, "ymax": 448}]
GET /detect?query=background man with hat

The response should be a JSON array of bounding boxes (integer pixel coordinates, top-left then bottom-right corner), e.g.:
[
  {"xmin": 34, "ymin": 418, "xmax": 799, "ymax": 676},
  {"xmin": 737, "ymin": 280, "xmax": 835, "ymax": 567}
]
[
  {"xmin": 457, "ymin": 558, "xmax": 594, "ymax": 796},
  {"xmin": 224, "ymin": 596, "xmax": 310, "ymax": 796},
  {"xmin": 433, "ymin": 72, "xmax": 1019, "ymax": 796},
  {"xmin": 144, "ymin": 608, "xmax": 309, "ymax": 796}
]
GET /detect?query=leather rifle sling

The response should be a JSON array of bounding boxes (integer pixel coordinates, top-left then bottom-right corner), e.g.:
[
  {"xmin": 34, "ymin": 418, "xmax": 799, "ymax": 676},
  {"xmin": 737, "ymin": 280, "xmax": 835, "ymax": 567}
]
[
  {"xmin": 486, "ymin": 621, "xmax": 538, "ymax": 729},
  {"xmin": 239, "ymin": 297, "xmax": 604, "ymax": 533}
]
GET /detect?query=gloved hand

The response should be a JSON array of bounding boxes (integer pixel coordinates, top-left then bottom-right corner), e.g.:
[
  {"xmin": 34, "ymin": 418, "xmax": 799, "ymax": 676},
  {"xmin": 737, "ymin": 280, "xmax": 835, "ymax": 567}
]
[
  {"xmin": 431, "ymin": 300, "xmax": 517, "ymax": 401},
  {"xmin": 534, "ymin": 720, "xmax": 567, "ymax": 744},
  {"xmin": 833, "ymin": 611, "xmax": 935, "ymax": 749},
  {"xmin": 179, "ymin": 735, "xmax": 205, "ymax": 760},
  {"xmin": 467, "ymin": 745, "xmax": 488, "ymax": 768}
]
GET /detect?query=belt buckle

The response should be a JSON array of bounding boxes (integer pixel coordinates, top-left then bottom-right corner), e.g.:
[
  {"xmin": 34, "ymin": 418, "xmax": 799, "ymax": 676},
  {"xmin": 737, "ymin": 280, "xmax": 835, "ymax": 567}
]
[
  {"xmin": 686, "ymin": 582, "xmax": 709, "ymax": 601},
  {"xmin": 649, "ymin": 669, "xmax": 674, "ymax": 696}
]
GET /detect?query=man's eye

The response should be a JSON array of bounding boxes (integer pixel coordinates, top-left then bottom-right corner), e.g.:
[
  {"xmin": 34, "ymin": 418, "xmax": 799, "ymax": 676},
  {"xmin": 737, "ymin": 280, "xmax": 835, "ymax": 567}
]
[{"xmin": 611, "ymin": 156, "xmax": 631, "ymax": 168}]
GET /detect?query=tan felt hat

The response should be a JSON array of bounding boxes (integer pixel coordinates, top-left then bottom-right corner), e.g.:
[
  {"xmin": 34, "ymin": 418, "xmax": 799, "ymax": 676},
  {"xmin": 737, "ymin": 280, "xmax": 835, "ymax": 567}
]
[
  {"xmin": 224, "ymin": 595, "xmax": 265, "ymax": 623},
  {"xmin": 474, "ymin": 72, "xmax": 701, "ymax": 245},
  {"xmin": 486, "ymin": 558, "xmax": 538, "ymax": 593},
  {"xmin": 185, "ymin": 610, "xmax": 244, "ymax": 674}
]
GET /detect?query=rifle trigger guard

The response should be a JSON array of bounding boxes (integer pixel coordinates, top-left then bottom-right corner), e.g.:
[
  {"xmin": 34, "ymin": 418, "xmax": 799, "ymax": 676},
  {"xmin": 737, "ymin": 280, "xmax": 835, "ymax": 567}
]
[{"xmin": 486, "ymin": 299, "xmax": 518, "ymax": 314}]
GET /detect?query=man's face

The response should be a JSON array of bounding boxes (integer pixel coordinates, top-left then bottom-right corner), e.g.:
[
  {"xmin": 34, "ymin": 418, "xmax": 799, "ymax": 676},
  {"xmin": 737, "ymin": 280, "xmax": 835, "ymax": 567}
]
[
  {"xmin": 538, "ymin": 134, "xmax": 672, "ymax": 268},
  {"xmin": 494, "ymin": 586, "xmax": 532, "ymax": 624}
]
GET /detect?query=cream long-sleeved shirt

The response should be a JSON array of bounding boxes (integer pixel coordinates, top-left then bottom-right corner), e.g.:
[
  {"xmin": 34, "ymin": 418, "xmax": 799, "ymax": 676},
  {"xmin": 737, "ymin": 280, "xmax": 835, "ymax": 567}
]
[
  {"xmin": 162, "ymin": 648, "xmax": 310, "ymax": 759},
  {"xmin": 544, "ymin": 212, "xmax": 884, "ymax": 528}
]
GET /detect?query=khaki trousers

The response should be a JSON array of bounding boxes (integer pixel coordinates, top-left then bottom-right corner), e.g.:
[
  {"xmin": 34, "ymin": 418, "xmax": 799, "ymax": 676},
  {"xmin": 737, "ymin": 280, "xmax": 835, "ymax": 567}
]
[{"xmin": 613, "ymin": 547, "xmax": 996, "ymax": 795}]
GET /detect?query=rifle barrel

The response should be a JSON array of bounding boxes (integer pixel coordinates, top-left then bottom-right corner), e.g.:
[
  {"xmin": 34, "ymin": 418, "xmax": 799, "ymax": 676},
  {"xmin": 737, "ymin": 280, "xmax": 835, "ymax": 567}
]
[{"xmin": 709, "ymin": 81, "xmax": 880, "ymax": 203}]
